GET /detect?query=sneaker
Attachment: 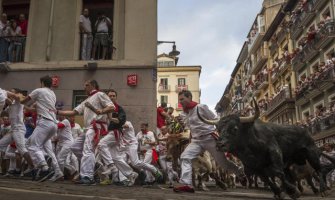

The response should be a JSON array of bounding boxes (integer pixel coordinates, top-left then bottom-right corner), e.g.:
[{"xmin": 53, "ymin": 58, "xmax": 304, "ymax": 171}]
[
  {"xmin": 49, "ymin": 173, "xmax": 64, "ymax": 182},
  {"xmin": 37, "ymin": 169, "xmax": 55, "ymax": 182},
  {"xmin": 3, "ymin": 170, "xmax": 15, "ymax": 177},
  {"xmin": 127, "ymin": 172, "xmax": 139, "ymax": 186},
  {"xmin": 78, "ymin": 176, "xmax": 96, "ymax": 186},
  {"xmin": 154, "ymin": 170, "xmax": 163, "ymax": 183},
  {"xmin": 100, "ymin": 179, "xmax": 112, "ymax": 185},
  {"xmin": 173, "ymin": 185, "xmax": 195, "ymax": 193},
  {"xmin": 102, "ymin": 164, "xmax": 118, "ymax": 175}
]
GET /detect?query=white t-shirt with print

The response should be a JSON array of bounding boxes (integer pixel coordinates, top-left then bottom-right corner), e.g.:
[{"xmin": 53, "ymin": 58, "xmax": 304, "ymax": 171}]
[
  {"xmin": 29, "ymin": 87, "xmax": 57, "ymax": 123},
  {"xmin": 137, "ymin": 130, "xmax": 156, "ymax": 151}
]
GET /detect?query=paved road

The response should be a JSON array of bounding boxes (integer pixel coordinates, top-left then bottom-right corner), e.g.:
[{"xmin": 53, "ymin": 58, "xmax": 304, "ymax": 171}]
[{"xmin": 0, "ymin": 177, "xmax": 334, "ymax": 200}]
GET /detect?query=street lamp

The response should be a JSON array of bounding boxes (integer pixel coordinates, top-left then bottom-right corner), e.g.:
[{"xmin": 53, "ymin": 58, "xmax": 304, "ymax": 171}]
[{"xmin": 157, "ymin": 41, "xmax": 180, "ymax": 65}]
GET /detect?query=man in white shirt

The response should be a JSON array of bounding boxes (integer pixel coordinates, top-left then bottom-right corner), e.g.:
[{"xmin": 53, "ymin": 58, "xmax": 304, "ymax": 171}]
[
  {"xmin": 92, "ymin": 12, "xmax": 112, "ymax": 60},
  {"xmin": 137, "ymin": 123, "xmax": 159, "ymax": 184},
  {"xmin": 57, "ymin": 80, "xmax": 115, "ymax": 185},
  {"xmin": 69, "ymin": 116, "xmax": 82, "ymax": 140},
  {"xmin": 0, "ymin": 88, "xmax": 34, "ymax": 175},
  {"xmin": 21, "ymin": 76, "xmax": 60, "ymax": 182},
  {"xmin": 79, "ymin": 8, "xmax": 92, "ymax": 60},
  {"xmin": 173, "ymin": 90, "xmax": 243, "ymax": 193}
]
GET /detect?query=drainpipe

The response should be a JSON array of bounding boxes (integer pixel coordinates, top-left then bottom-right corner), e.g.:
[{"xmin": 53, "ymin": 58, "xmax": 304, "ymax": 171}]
[{"xmin": 46, "ymin": 0, "xmax": 55, "ymax": 61}]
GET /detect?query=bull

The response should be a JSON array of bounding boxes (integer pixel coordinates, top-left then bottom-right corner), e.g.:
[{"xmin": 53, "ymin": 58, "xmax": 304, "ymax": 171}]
[{"xmin": 197, "ymin": 98, "xmax": 326, "ymax": 200}]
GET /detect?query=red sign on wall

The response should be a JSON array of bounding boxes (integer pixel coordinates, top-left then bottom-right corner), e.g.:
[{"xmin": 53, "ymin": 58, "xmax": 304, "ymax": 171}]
[
  {"xmin": 127, "ymin": 74, "xmax": 138, "ymax": 86},
  {"xmin": 51, "ymin": 76, "xmax": 60, "ymax": 87}
]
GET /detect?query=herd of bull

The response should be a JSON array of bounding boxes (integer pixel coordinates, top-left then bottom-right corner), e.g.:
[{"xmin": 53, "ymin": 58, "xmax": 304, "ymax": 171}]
[{"xmin": 165, "ymin": 98, "xmax": 334, "ymax": 200}]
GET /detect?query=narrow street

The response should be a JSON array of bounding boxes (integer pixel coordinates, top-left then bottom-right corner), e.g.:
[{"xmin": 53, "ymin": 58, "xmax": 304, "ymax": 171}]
[{"xmin": 0, "ymin": 177, "xmax": 334, "ymax": 200}]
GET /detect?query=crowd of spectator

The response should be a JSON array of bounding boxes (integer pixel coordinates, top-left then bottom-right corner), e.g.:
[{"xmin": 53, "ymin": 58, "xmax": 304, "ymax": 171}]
[
  {"xmin": 0, "ymin": 13, "xmax": 28, "ymax": 63},
  {"xmin": 296, "ymin": 102, "xmax": 335, "ymax": 135}
]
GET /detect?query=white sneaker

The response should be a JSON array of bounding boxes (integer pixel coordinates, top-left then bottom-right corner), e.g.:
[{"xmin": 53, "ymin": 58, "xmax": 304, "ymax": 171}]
[
  {"xmin": 49, "ymin": 172, "xmax": 64, "ymax": 182},
  {"xmin": 102, "ymin": 164, "xmax": 118, "ymax": 175},
  {"xmin": 127, "ymin": 172, "xmax": 139, "ymax": 186}
]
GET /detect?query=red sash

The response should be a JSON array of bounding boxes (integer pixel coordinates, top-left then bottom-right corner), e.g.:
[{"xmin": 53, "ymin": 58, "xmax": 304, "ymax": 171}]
[{"xmin": 91, "ymin": 120, "xmax": 107, "ymax": 146}]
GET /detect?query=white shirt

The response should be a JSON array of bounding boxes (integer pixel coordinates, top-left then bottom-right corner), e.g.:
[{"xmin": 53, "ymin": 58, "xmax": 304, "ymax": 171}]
[
  {"xmin": 320, "ymin": 150, "xmax": 335, "ymax": 165},
  {"xmin": 79, "ymin": 15, "xmax": 92, "ymax": 33},
  {"xmin": 137, "ymin": 130, "xmax": 156, "ymax": 151},
  {"xmin": 120, "ymin": 121, "xmax": 137, "ymax": 145},
  {"xmin": 6, "ymin": 100, "xmax": 25, "ymax": 127},
  {"xmin": 95, "ymin": 17, "xmax": 111, "ymax": 33},
  {"xmin": 29, "ymin": 88, "xmax": 57, "ymax": 123},
  {"xmin": 57, "ymin": 119, "xmax": 73, "ymax": 145},
  {"xmin": 71, "ymin": 123, "xmax": 83, "ymax": 140},
  {"xmin": 0, "ymin": 88, "xmax": 7, "ymax": 112},
  {"xmin": 182, "ymin": 104, "xmax": 216, "ymax": 139},
  {"xmin": 74, "ymin": 91, "xmax": 114, "ymax": 128}
]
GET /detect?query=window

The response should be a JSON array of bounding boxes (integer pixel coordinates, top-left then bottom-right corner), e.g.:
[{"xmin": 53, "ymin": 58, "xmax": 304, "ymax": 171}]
[
  {"xmin": 160, "ymin": 96, "xmax": 168, "ymax": 104},
  {"xmin": 178, "ymin": 78, "xmax": 186, "ymax": 86},
  {"xmin": 73, "ymin": 90, "xmax": 87, "ymax": 108},
  {"xmin": 160, "ymin": 78, "xmax": 168, "ymax": 86}
]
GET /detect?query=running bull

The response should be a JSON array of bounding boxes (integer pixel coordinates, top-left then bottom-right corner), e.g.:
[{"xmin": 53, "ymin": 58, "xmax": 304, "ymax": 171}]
[{"xmin": 197, "ymin": 98, "xmax": 326, "ymax": 200}]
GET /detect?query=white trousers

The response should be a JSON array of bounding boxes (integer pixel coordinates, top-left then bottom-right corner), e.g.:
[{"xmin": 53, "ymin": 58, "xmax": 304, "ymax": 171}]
[
  {"xmin": 5, "ymin": 145, "xmax": 16, "ymax": 170},
  {"xmin": 57, "ymin": 142, "xmax": 77, "ymax": 173},
  {"xmin": 159, "ymin": 155, "xmax": 178, "ymax": 183},
  {"xmin": 97, "ymin": 132, "xmax": 116, "ymax": 166},
  {"xmin": 0, "ymin": 125, "xmax": 27, "ymax": 155},
  {"xmin": 141, "ymin": 149, "xmax": 155, "ymax": 182},
  {"xmin": 179, "ymin": 138, "xmax": 241, "ymax": 185},
  {"xmin": 81, "ymin": 33, "xmax": 93, "ymax": 60},
  {"xmin": 27, "ymin": 118, "xmax": 58, "ymax": 169}
]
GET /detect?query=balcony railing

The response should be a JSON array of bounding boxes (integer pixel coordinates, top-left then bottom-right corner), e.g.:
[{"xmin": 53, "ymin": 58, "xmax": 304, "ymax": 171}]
[
  {"xmin": 277, "ymin": 28, "xmax": 287, "ymax": 44},
  {"xmin": 314, "ymin": 20, "xmax": 335, "ymax": 50},
  {"xmin": 313, "ymin": 0, "xmax": 328, "ymax": 11},
  {"xmin": 252, "ymin": 49, "xmax": 267, "ymax": 75},
  {"xmin": 158, "ymin": 84, "xmax": 170, "ymax": 92},
  {"xmin": 270, "ymin": 42, "xmax": 278, "ymax": 55},
  {"xmin": 266, "ymin": 89, "xmax": 293, "ymax": 115},
  {"xmin": 79, "ymin": 32, "xmax": 115, "ymax": 60},
  {"xmin": 175, "ymin": 85, "xmax": 188, "ymax": 92},
  {"xmin": 0, "ymin": 36, "xmax": 26, "ymax": 63},
  {"xmin": 301, "ymin": 113, "xmax": 335, "ymax": 137},
  {"xmin": 248, "ymin": 31, "xmax": 265, "ymax": 53},
  {"xmin": 290, "ymin": 17, "xmax": 303, "ymax": 39}
]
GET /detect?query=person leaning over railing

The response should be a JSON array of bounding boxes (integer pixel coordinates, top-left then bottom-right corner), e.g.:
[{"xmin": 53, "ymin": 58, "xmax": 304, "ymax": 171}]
[{"xmin": 7, "ymin": 19, "xmax": 23, "ymax": 63}]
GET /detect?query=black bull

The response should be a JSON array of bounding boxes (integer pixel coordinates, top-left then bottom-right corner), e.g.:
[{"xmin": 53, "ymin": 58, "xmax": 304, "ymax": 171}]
[{"xmin": 197, "ymin": 100, "xmax": 326, "ymax": 200}]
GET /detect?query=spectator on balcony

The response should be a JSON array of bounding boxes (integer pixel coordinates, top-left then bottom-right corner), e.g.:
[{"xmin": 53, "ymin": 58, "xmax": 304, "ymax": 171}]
[
  {"xmin": 18, "ymin": 14, "xmax": 28, "ymax": 36},
  {"xmin": 7, "ymin": 19, "xmax": 22, "ymax": 63},
  {"xmin": 307, "ymin": 26, "xmax": 316, "ymax": 42},
  {"xmin": 79, "ymin": 9, "xmax": 92, "ymax": 61},
  {"xmin": 319, "ymin": 61, "xmax": 327, "ymax": 72},
  {"xmin": 0, "ymin": 13, "xmax": 9, "ymax": 62},
  {"xmin": 92, "ymin": 12, "xmax": 112, "ymax": 60},
  {"xmin": 322, "ymin": 13, "xmax": 332, "ymax": 24},
  {"xmin": 326, "ymin": 53, "xmax": 335, "ymax": 67}
]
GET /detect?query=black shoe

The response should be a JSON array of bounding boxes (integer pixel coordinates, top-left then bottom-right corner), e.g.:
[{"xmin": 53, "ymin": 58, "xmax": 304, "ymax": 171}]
[
  {"xmin": 36, "ymin": 169, "xmax": 54, "ymax": 182},
  {"xmin": 31, "ymin": 169, "xmax": 39, "ymax": 181},
  {"xmin": 77, "ymin": 176, "xmax": 96, "ymax": 186}
]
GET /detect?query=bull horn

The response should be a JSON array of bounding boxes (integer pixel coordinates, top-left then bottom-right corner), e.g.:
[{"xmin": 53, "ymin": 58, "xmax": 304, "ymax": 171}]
[
  {"xmin": 239, "ymin": 97, "xmax": 260, "ymax": 123},
  {"xmin": 197, "ymin": 107, "xmax": 219, "ymax": 125}
]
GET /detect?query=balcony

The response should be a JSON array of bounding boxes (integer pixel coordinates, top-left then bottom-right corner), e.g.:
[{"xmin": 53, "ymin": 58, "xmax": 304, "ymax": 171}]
[
  {"xmin": 313, "ymin": 0, "xmax": 328, "ymax": 11},
  {"xmin": 302, "ymin": 42, "xmax": 318, "ymax": 63},
  {"xmin": 271, "ymin": 71, "xmax": 279, "ymax": 83},
  {"xmin": 314, "ymin": 20, "xmax": 335, "ymax": 50},
  {"xmin": 277, "ymin": 28, "xmax": 287, "ymax": 45},
  {"xmin": 251, "ymin": 49, "xmax": 267, "ymax": 75},
  {"xmin": 79, "ymin": 32, "xmax": 115, "ymax": 60},
  {"xmin": 248, "ymin": 31, "xmax": 265, "ymax": 54},
  {"xmin": 278, "ymin": 61, "xmax": 290, "ymax": 76},
  {"xmin": 259, "ymin": 76, "xmax": 269, "ymax": 90},
  {"xmin": 292, "ymin": 52, "xmax": 306, "ymax": 72},
  {"xmin": 295, "ymin": 68, "xmax": 335, "ymax": 105},
  {"xmin": 270, "ymin": 42, "xmax": 278, "ymax": 56},
  {"xmin": 175, "ymin": 85, "xmax": 188, "ymax": 92},
  {"xmin": 158, "ymin": 84, "xmax": 170, "ymax": 92},
  {"xmin": 290, "ymin": 18, "xmax": 303, "ymax": 39},
  {"xmin": 266, "ymin": 89, "xmax": 295, "ymax": 116},
  {"xmin": 0, "ymin": 36, "xmax": 26, "ymax": 63},
  {"xmin": 299, "ymin": 10, "xmax": 316, "ymax": 28},
  {"xmin": 254, "ymin": 89, "xmax": 261, "ymax": 97}
]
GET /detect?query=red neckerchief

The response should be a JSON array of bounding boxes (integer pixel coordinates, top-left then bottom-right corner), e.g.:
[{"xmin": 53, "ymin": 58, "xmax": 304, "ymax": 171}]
[
  {"xmin": 4, "ymin": 122, "xmax": 10, "ymax": 126},
  {"xmin": 183, "ymin": 101, "xmax": 198, "ymax": 113},
  {"xmin": 142, "ymin": 130, "xmax": 148, "ymax": 135},
  {"xmin": 89, "ymin": 90, "xmax": 99, "ymax": 97},
  {"xmin": 114, "ymin": 102, "xmax": 119, "ymax": 112},
  {"xmin": 70, "ymin": 122, "xmax": 75, "ymax": 128}
]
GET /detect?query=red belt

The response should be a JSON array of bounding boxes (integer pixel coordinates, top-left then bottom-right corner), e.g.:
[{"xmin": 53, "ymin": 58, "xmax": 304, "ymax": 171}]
[{"xmin": 92, "ymin": 120, "xmax": 107, "ymax": 146}]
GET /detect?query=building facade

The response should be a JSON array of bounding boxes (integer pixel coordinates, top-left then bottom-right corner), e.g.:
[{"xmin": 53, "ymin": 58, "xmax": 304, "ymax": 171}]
[
  {"xmin": 157, "ymin": 53, "xmax": 201, "ymax": 115},
  {"xmin": 217, "ymin": 0, "xmax": 335, "ymax": 146},
  {"xmin": 0, "ymin": 0, "xmax": 158, "ymax": 130}
]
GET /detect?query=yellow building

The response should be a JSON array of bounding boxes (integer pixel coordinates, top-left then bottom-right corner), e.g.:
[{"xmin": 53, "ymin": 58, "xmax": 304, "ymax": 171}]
[
  {"xmin": 157, "ymin": 53, "xmax": 201, "ymax": 115},
  {"xmin": 218, "ymin": 0, "xmax": 335, "ymax": 146}
]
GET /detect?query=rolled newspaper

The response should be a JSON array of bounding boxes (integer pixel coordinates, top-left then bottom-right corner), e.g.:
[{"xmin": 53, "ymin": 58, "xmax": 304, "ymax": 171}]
[{"xmin": 85, "ymin": 102, "xmax": 99, "ymax": 114}]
